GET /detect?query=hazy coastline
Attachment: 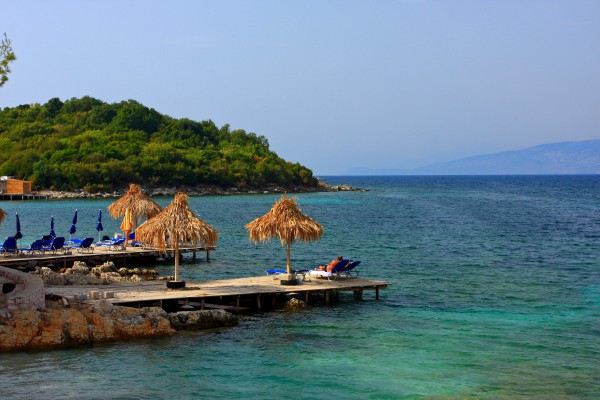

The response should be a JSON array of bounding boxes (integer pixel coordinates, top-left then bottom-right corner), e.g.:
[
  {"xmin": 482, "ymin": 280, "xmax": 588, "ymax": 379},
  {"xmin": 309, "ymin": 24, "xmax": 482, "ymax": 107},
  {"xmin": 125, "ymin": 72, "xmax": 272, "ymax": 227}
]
[{"xmin": 33, "ymin": 179, "xmax": 366, "ymax": 200}]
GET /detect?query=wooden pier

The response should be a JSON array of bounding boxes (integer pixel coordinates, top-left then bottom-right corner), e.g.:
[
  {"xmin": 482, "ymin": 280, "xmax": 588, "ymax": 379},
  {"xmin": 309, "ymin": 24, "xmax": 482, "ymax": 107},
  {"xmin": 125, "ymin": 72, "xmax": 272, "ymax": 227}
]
[
  {"xmin": 45, "ymin": 275, "xmax": 388, "ymax": 312},
  {"xmin": 0, "ymin": 193, "xmax": 49, "ymax": 201},
  {"xmin": 0, "ymin": 245, "xmax": 215, "ymax": 269}
]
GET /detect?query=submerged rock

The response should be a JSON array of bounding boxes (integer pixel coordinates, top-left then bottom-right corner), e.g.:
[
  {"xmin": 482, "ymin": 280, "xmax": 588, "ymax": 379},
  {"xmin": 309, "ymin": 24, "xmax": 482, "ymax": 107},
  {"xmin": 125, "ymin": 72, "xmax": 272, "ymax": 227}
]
[
  {"xmin": 168, "ymin": 309, "xmax": 239, "ymax": 330},
  {"xmin": 284, "ymin": 298, "xmax": 306, "ymax": 312}
]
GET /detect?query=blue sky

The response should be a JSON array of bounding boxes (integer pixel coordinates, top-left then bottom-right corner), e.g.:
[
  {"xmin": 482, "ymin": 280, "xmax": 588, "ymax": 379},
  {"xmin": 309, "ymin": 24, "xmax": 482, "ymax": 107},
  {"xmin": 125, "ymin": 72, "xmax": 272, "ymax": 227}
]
[{"xmin": 2, "ymin": 0, "xmax": 599, "ymax": 175}]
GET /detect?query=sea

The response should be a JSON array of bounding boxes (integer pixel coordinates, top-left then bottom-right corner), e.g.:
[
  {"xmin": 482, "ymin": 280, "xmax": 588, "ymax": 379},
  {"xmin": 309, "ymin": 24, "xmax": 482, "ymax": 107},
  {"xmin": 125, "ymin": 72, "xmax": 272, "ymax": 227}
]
[{"xmin": 0, "ymin": 175, "xmax": 598, "ymax": 399}]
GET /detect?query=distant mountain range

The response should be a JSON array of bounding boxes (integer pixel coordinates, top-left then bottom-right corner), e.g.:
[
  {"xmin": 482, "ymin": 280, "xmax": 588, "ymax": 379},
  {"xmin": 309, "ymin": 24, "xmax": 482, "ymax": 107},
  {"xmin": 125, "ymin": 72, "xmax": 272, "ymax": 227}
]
[{"xmin": 345, "ymin": 139, "xmax": 600, "ymax": 175}]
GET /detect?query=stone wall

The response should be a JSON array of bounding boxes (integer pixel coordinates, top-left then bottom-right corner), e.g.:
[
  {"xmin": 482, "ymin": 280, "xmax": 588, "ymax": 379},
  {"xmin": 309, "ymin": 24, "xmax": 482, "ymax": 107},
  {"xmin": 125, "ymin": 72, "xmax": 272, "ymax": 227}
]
[{"xmin": 0, "ymin": 266, "xmax": 45, "ymax": 313}]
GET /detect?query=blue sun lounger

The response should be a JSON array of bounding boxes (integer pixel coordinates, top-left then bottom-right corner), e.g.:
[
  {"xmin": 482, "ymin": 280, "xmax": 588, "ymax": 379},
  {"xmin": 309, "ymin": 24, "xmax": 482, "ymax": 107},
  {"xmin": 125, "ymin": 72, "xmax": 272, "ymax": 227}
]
[
  {"xmin": 20, "ymin": 239, "xmax": 45, "ymax": 255},
  {"xmin": 343, "ymin": 260, "xmax": 361, "ymax": 277},
  {"xmin": 68, "ymin": 237, "xmax": 95, "ymax": 253},
  {"xmin": 42, "ymin": 236, "xmax": 66, "ymax": 254},
  {"xmin": 0, "ymin": 237, "xmax": 18, "ymax": 257},
  {"xmin": 96, "ymin": 237, "xmax": 126, "ymax": 251},
  {"xmin": 308, "ymin": 259, "xmax": 350, "ymax": 281},
  {"xmin": 266, "ymin": 268, "xmax": 310, "ymax": 281}
]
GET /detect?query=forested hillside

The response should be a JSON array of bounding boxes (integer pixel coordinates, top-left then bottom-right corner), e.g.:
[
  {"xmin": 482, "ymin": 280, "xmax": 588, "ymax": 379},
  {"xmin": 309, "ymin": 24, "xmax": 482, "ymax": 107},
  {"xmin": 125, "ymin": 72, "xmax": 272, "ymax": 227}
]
[{"xmin": 0, "ymin": 97, "xmax": 317, "ymax": 191}]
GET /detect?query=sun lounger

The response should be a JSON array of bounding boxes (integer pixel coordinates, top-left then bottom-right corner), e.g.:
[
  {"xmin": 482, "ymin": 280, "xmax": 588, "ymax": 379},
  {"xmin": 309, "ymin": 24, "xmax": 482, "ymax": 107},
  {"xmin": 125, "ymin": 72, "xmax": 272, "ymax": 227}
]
[
  {"xmin": 343, "ymin": 260, "xmax": 361, "ymax": 277},
  {"xmin": 68, "ymin": 237, "xmax": 95, "ymax": 253},
  {"xmin": 20, "ymin": 239, "xmax": 45, "ymax": 255},
  {"xmin": 67, "ymin": 238, "xmax": 82, "ymax": 247},
  {"xmin": 266, "ymin": 268, "xmax": 311, "ymax": 281},
  {"xmin": 43, "ymin": 236, "xmax": 66, "ymax": 254},
  {"xmin": 307, "ymin": 259, "xmax": 350, "ymax": 281},
  {"xmin": 0, "ymin": 237, "xmax": 18, "ymax": 257},
  {"xmin": 96, "ymin": 237, "xmax": 126, "ymax": 251},
  {"xmin": 128, "ymin": 232, "xmax": 144, "ymax": 247},
  {"xmin": 41, "ymin": 235, "xmax": 53, "ymax": 248},
  {"xmin": 266, "ymin": 269, "xmax": 286, "ymax": 275}
]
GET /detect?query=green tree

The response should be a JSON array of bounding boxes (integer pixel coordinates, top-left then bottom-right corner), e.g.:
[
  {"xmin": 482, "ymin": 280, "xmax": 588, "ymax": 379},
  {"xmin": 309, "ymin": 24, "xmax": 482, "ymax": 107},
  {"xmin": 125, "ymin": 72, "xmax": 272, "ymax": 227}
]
[
  {"xmin": 44, "ymin": 97, "xmax": 64, "ymax": 118},
  {"xmin": 109, "ymin": 100, "xmax": 162, "ymax": 134},
  {"xmin": 0, "ymin": 33, "xmax": 16, "ymax": 88}
]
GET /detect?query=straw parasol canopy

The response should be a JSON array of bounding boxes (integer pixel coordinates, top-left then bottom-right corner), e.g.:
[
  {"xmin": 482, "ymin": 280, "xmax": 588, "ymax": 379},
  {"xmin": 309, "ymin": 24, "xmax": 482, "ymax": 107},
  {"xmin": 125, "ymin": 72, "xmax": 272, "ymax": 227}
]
[
  {"xmin": 0, "ymin": 208, "xmax": 5, "ymax": 225},
  {"xmin": 135, "ymin": 193, "xmax": 218, "ymax": 283},
  {"xmin": 245, "ymin": 194, "xmax": 323, "ymax": 275},
  {"xmin": 108, "ymin": 183, "xmax": 162, "ymax": 229}
]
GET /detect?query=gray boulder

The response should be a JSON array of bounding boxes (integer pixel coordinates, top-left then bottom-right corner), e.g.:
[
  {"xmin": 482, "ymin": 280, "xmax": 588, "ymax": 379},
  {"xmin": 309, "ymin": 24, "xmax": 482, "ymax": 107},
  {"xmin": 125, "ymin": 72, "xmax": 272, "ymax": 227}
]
[{"xmin": 168, "ymin": 309, "xmax": 239, "ymax": 330}]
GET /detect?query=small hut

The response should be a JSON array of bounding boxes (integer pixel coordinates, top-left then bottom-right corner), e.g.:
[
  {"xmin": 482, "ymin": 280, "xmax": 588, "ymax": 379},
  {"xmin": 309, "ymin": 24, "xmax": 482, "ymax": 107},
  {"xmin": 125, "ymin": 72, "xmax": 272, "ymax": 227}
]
[{"xmin": 0, "ymin": 178, "xmax": 32, "ymax": 194}]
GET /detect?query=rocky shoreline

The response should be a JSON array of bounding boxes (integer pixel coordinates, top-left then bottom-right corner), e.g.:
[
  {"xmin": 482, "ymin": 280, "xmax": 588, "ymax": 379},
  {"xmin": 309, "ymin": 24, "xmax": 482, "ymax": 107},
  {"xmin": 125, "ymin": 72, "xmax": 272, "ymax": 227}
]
[
  {"xmin": 35, "ymin": 179, "xmax": 367, "ymax": 199},
  {"xmin": 1, "ymin": 262, "xmax": 308, "ymax": 352},
  {"xmin": 0, "ymin": 299, "xmax": 239, "ymax": 352},
  {"xmin": 0, "ymin": 262, "xmax": 238, "ymax": 352}
]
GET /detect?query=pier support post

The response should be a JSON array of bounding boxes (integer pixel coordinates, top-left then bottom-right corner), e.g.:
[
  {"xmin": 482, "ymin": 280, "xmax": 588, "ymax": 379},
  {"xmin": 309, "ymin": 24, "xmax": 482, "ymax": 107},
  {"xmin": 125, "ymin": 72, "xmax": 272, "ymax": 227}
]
[
  {"xmin": 207, "ymin": 250, "xmax": 210, "ymax": 262},
  {"xmin": 256, "ymin": 294, "xmax": 261, "ymax": 311},
  {"xmin": 325, "ymin": 290, "xmax": 330, "ymax": 305},
  {"xmin": 376, "ymin": 287, "xmax": 380, "ymax": 300}
]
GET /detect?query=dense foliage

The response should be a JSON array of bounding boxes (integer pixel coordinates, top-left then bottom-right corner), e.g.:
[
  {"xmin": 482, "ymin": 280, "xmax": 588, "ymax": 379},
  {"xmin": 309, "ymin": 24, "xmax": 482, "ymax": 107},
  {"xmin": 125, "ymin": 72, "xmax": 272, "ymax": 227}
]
[{"xmin": 0, "ymin": 97, "xmax": 317, "ymax": 191}]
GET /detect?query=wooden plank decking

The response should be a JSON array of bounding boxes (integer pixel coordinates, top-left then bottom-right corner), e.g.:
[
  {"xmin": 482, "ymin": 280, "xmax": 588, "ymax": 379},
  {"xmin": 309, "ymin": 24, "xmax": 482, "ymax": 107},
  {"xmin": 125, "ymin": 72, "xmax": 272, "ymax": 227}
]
[
  {"xmin": 45, "ymin": 275, "xmax": 389, "ymax": 312},
  {"xmin": 0, "ymin": 245, "xmax": 215, "ymax": 268}
]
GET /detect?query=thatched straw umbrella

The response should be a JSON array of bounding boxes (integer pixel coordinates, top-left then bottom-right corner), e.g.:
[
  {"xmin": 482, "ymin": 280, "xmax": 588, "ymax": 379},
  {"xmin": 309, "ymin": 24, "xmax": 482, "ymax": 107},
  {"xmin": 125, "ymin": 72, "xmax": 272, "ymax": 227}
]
[
  {"xmin": 245, "ymin": 194, "xmax": 323, "ymax": 277},
  {"xmin": 108, "ymin": 183, "xmax": 162, "ymax": 229},
  {"xmin": 135, "ymin": 193, "xmax": 218, "ymax": 287}
]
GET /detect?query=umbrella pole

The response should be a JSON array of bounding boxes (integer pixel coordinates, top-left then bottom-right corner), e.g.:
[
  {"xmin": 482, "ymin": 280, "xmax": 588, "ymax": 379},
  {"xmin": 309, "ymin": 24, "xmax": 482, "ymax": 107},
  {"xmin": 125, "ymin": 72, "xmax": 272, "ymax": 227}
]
[
  {"xmin": 286, "ymin": 243, "xmax": 291, "ymax": 275},
  {"xmin": 174, "ymin": 245, "xmax": 179, "ymax": 282}
]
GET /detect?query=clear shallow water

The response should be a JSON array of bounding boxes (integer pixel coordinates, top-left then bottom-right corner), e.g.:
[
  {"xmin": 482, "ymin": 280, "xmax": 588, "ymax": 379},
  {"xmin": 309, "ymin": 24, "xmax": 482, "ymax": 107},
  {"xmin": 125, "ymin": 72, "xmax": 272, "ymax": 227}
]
[{"xmin": 0, "ymin": 176, "xmax": 599, "ymax": 399}]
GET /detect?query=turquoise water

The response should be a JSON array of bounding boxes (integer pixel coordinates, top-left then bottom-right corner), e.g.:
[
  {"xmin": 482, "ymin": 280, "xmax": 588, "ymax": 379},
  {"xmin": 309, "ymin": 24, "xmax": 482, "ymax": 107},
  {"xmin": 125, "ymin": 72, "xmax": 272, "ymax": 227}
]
[{"xmin": 0, "ymin": 176, "xmax": 599, "ymax": 399}]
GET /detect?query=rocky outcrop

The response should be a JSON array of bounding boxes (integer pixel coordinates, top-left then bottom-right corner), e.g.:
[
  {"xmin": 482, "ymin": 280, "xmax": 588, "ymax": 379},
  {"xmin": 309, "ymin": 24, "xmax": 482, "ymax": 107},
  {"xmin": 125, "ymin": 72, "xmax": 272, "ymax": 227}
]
[
  {"xmin": 30, "ymin": 262, "xmax": 157, "ymax": 285},
  {"xmin": 0, "ymin": 298, "xmax": 240, "ymax": 352},
  {"xmin": 317, "ymin": 181, "xmax": 368, "ymax": 192},
  {"xmin": 168, "ymin": 309, "xmax": 239, "ymax": 330},
  {"xmin": 0, "ymin": 301, "xmax": 174, "ymax": 352}
]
